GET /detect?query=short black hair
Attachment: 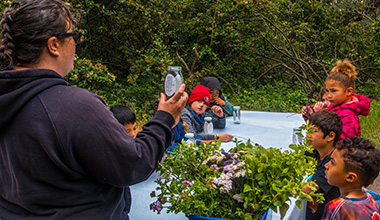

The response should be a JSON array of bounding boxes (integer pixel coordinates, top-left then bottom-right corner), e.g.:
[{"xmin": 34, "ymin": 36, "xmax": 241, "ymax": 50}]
[
  {"xmin": 110, "ymin": 105, "xmax": 136, "ymax": 125},
  {"xmin": 336, "ymin": 136, "xmax": 380, "ymax": 187},
  {"xmin": 308, "ymin": 111, "xmax": 342, "ymax": 145}
]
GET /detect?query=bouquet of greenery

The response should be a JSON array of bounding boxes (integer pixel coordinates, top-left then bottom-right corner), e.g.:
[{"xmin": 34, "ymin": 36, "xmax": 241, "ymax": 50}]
[{"xmin": 150, "ymin": 124, "xmax": 323, "ymax": 220}]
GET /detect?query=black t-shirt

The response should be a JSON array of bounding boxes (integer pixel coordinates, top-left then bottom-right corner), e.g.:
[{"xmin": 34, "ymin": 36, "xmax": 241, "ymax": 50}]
[{"xmin": 304, "ymin": 149, "xmax": 340, "ymax": 220}]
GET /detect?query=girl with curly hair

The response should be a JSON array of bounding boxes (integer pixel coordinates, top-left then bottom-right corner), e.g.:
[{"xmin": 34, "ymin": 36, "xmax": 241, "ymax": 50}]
[{"xmin": 324, "ymin": 59, "xmax": 371, "ymax": 140}]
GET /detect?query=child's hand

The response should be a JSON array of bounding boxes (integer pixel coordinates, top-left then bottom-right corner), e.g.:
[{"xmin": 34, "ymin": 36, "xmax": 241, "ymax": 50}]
[
  {"xmin": 211, "ymin": 105, "xmax": 224, "ymax": 118},
  {"xmin": 212, "ymin": 96, "xmax": 226, "ymax": 106},
  {"xmin": 350, "ymin": 96, "xmax": 359, "ymax": 103},
  {"xmin": 313, "ymin": 102, "xmax": 324, "ymax": 112},
  {"xmin": 301, "ymin": 106, "xmax": 311, "ymax": 117},
  {"xmin": 219, "ymin": 134, "xmax": 234, "ymax": 142}
]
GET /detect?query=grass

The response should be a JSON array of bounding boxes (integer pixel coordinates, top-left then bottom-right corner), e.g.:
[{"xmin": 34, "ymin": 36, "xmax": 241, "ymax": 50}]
[{"xmin": 360, "ymin": 100, "xmax": 380, "ymax": 147}]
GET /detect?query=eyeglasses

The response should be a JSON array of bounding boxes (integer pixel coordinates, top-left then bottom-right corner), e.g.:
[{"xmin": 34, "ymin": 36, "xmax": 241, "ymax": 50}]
[{"xmin": 63, "ymin": 30, "xmax": 83, "ymax": 44}]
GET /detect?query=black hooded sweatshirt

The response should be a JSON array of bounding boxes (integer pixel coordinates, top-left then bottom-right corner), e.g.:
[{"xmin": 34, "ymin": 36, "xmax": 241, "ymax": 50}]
[
  {"xmin": 201, "ymin": 76, "xmax": 234, "ymax": 116},
  {"xmin": 0, "ymin": 69, "xmax": 173, "ymax": 219}
]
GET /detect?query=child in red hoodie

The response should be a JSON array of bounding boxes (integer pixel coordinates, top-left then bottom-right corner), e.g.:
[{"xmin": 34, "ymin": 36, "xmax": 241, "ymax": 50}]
[{"xmin": 324, "ymin": 59, "xmax": 371, "ymax": 140}]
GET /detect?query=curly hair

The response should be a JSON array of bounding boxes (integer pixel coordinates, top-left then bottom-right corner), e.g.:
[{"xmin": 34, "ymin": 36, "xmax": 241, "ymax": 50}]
[
  {"xmin": 0, "ymin": 0, "xmax": 76, "ymax": 70},
  {"xmin": 326, "ymin": 59, "xmax": 357, "ymax": 91},
  {"xmin": 336, "ymin": 136, "xmax": 380, "ymax": 187},
  {"xmin": 308, "ymin": 111, "xmax": 342, "ymax": 146}
]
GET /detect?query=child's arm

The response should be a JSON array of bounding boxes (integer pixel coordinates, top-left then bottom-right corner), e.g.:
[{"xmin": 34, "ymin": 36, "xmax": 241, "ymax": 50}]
[
  {"xmin": 199, "ymin": 133, "xmax": 234, "ymax": 143},
  {"xmin": 210, "ymin": 105, "xmax": 224, "ymax": 118},
  {"xmin": 208, "ymin": 111, "xmax": 226, "ymax": 129},
  {"xmin": 223, "ymin": 98, "xmax": 234, "ymax": 116},
  {"xmin": 212, "ymin": 96, "xmax": 226, "ymax": 107}
]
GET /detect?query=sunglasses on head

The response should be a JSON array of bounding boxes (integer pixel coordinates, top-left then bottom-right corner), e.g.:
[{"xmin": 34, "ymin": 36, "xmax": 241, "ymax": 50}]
[{"xmin": 63, "ymin": 30, "xmax": 83, "ymax": 44}]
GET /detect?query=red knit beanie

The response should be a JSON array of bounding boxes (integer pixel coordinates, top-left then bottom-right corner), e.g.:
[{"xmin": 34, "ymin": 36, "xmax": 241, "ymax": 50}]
[{"xmin": 188, "ymin": 85, "xmax": 211, "ymax": 106}]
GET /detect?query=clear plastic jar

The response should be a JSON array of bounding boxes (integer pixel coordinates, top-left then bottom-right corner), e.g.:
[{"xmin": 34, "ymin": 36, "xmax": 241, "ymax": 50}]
[
  {"xmin": 165, "ymin": 66, "xmax": 183, "ymax": 97},
  {"xmin": 203, "ymin": 117, "xmax": 213, "ymax": 134},
  {"xmin": 185, "ymin": 133, "xmax": 195, "ymax": 144},
  {"xmin": 233, "ymin": 106, "xmax": 241, "ymax": 124}
]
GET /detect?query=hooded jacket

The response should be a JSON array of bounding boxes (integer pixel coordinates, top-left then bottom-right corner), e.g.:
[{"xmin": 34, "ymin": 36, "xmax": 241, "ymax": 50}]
[
  {"xmin": 326, "ymin": 94, "xmax": 371, "ymax": 140},
  {"xmin": 181, "ymin": 107, "xmax": 226, "ymax": 140},
  {"xmin": 0, "ymin": 68, "xmax": 173, "ymax": 219},
  {"xmin": 201, "ymin": 77, "xmax": 234, "ymax": 116}
]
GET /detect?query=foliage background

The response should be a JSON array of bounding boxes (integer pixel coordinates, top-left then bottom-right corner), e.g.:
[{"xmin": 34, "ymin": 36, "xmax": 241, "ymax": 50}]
[
  {"xmin": 66, "ymin": 0, "xmax": 379, "ymax": 108},
  {"xmin": 1, "ymin": 0, "xmax": 379, "ymax": 143}
]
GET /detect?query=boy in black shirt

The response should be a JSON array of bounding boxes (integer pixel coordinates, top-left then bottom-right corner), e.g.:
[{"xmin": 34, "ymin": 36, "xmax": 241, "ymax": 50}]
[{"xmin": 304, "ymin": 111, "xmax": 343, "ymax": 220}]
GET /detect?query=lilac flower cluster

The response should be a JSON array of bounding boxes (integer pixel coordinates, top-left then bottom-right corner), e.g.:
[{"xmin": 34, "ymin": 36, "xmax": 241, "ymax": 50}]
[
  {"xmin": 233, "ymin": 194, "xmax": 244, "ymax": 203},
  {"xmin": 182, "ymin": 180, "xmax": 193, "ymax": 186},
  {"xmin": 210, "ymin": 151, "xmax": 246, "ymax": 194}
]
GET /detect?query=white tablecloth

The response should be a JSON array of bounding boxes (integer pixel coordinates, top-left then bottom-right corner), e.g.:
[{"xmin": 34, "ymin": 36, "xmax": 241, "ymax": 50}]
[{"xmin": 129, "ymin": 111, "xmax": 307, "ymax": 220}]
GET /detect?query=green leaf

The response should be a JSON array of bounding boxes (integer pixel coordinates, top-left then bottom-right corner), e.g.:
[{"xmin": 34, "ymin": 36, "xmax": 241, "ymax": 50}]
[
  {"xmin": 279, "ymin": 203, "xmax": 290, "ymax": 219},
  {"xmin": 244, "ymin": 184, "xmax": 252, "ymax": 192},
  {"xmin": 296, "ymin": 199, "xmax": 304, "ymax": 210}
]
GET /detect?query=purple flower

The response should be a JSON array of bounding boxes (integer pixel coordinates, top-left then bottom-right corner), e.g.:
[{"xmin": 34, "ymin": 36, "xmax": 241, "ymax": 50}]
[
  {"xmin": 223, "ymin": 160, "xmax": 233, "ymax": 166},
  {"xmin": 209, "ymin": 164, "xmax": 219, "ymax": 169},
  {"xmin": 235, "ymin": 160, "xmax": 240, "ymax": 164},
  {"xmin": 182, "ymin": 180, "xmax": 193, "ymax": 186},
  {"xmin": 150, "ymin": 201, "xmax": 162, "ymax": 212}
]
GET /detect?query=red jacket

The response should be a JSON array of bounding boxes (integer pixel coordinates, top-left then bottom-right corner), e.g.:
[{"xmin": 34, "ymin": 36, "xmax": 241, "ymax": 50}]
[{"xmin": 326, "ymin": 94, "xmax": 371, "ymax": 140}]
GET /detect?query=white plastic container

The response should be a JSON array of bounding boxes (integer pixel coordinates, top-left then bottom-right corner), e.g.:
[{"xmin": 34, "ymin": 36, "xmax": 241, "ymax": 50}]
[{"xmin": 203, "ymin": 117, "xmax": 213, "ymax": 134}]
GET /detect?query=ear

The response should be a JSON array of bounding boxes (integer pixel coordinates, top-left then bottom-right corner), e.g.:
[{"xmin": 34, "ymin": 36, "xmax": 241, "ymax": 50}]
[
  {"xmin": 326, "ymin": 131, "xmax": 336, "ymax": 143},
  {"xmin": 345, "ymin": 171, "xmax": 358, "ymax": 183},
  {"xmin": 46, "ymin": 36, "xmax": 60, "ymax": 57},
  {"xmin": 346, "ymin": 87, "xmax": 354, "ymax": 97}
]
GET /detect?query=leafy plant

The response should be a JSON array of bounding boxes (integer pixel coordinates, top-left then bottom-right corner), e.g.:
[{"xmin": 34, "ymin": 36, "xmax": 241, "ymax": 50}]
[{"xmin": 150, "ymin": 124, "xmax": 323, "ymax": 220}]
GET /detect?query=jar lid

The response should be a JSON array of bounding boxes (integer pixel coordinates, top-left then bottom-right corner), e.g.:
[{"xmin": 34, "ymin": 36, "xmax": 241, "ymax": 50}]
[
  {"xmin": 204, "ymin": 117, "xmax": 212, "ymax": 121},
  {"xmin": 185, "ymin": 133, "xmax": 194, "ymax": 138},
  {"xmin": 233, "ymin": 106, "xmax": 240, "ymax": 110}
]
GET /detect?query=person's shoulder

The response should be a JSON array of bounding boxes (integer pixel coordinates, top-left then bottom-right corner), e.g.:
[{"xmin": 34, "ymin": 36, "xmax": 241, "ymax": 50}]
[
  {"xmin": 49, "ymin": 85, "xmax": 105, "ymax": 104},
  {"xmin": 40, "ymin": 85, "xmax": 107, "ymax": 113},
  {"xmin": 326, "ymin": 197, "xmax": 345, "ymax": 207},
  {"xmin": 181, "ymin": 108, "xmax": 191, "ymax": 115},
  {"xmin": 305, "ymin": 149, "xmax": 319, "ymax": 159}
]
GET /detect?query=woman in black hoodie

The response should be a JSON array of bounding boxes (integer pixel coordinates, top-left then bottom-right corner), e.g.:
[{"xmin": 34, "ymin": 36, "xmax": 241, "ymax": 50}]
[{"xmin": 0, "ymin": 1, "xmax": 188, "ymax": 219}]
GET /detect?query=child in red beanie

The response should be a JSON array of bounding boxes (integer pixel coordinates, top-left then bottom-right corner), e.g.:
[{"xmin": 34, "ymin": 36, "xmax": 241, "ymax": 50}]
[{"xmin": 181, "ymin": 85, "xmax": 234, "ymax": 142}]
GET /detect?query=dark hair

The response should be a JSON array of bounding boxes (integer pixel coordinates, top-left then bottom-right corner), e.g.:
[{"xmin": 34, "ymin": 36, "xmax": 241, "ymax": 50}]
[
  {"xmin": 336, "ymin": 136, "xmax": 380, "ymax": 187},
  {"xmin": 153, "ymin": 98, "xmax": 160, "ymax": 116},
  {"xmin": 0, "ymin": 0, "xmax": 76, "ymax": 70},
  {"xmin": 319, "ymin": 87, "xmax": 327, "ymax": 101},
  {"xmin": 326, "ymin": 59, "xmax": 357, "ymax": 91},
  {"xmin": 110, "ymin": 105, "xmax": 136, "ymax": 125},
  {"xmin": 308, "ymin": 111, "xmax": 342, "ymax": 145}
]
